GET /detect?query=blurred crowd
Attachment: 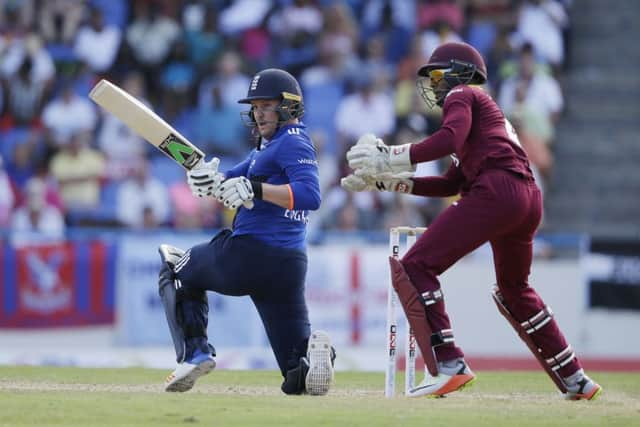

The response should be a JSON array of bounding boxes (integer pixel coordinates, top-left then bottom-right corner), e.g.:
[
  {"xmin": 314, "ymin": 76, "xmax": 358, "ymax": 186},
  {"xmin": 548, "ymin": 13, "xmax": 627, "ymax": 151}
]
[{"xmin": 0, "ymin": 0, "xmax": 571, "ymax": 241}]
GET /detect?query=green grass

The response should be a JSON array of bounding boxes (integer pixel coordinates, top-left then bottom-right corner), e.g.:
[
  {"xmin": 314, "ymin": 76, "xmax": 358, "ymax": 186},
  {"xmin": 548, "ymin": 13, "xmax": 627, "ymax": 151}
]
[{"xmin": 1, "ymin": 367, "xmax": 638, "ymax": 427}]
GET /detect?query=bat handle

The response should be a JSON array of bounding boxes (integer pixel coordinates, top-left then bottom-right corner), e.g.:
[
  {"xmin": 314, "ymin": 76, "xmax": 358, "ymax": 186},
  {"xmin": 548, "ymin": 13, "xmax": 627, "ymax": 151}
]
[{"xmin": 243, "ymin": 200, "xmax": 255, "ymax": 209}]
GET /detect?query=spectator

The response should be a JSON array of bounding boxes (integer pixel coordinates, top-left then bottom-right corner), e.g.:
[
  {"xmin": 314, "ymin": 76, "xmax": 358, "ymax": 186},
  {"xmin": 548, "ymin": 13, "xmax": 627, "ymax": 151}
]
[
  {"xmin": 335, "ymin": 71, "xmax": 395, "ymax": 150},
  {"xmin": 169, "ymin": 181, "xmax": 223, "ymax": 229},
  {"xmin": 360, "ymin": 0, "xmax": 417, "ymax": 64},
  {"xmin": 116, "ymin": 157, "xmax": 170, "ymax": 228},
  {"xmin": 218, "ymin": 0, "xmax": 272, "ymax": 36},
  {"xmin": 318, "ymin": 2, "xmax": 359, "ymax": 64},
  {"xmin": 159, "ymin": 38, "xmax": 196, "ymax": 119},
  {"xmin": 417, "ymin": 0, "xmax": 464, "ymax": 34},
  {"xmin": 5, "ymin": 56, "xmax": 49, "ymax": 126},
  {"xmin": 42, "ymin": 82, "xmax": 97, "ymax": 156},
  {"xmin": 513, "ymin": 0, "xmax": 568, "ymax": 68},
  {"xmin": 498, "ymin": 43, "xmax": 563, "ymax": 143},
  {"xmin": 183, "ymin": 6, "xmax": 224, "ymax": 72},
  {"xmin": 359, "ymin": 34, "xmax": 395, "ymax": 90},
  {"xmin": 198, "ymin": 50, "xmax": 250, "ymax": 110},
  {"xmin": 49, "ymin": 131, "xmax": 105, "ymax": 218},
  {"xmin": 0, "ymin": 156, "xmax": 15, "ymax": 227},
  {"xmin": 508, "ymin": 82, "xmax": 554, "ymax": 195},
  {"xmin": 419, "ymin": 20, "xmax": 463, "ymax": 59},
  {"xmin": 125, "ymin": 0, "xmax": 180, "ymax": 68},
  {"xmin": 0, "ymin": 0, "xmax": 34, "ymax": 32},
  {"xmin": 269, "ymin": 0, "xmax": 324, "ymax": 76},
  {"xmin": 3, "ymin": 129, "xmax": 42, "ymax": 189},
  {"xmin": 322, "ymin": 185, "xmax": 381, "ymax": 232},
  {"xmin": 395, "ymin": 36, "xmax": 438, "ymax": 129},
  {"xmin": 0, "ymin": 33, "xmax": 56, "ymax": 85},
  {"xmin": 10, "ymin": 176, "xmax": 65, "ymax": 241},
  {"xmin": 488, "ymin": 26, "xmax": 516, "ymax": 89},
  {"xmin": 96, "ymin": 72, "xmax": 147, "ymax": 180},
  {"xmin": 382, "ymin": 193, "xmax": 425, "ymax": 229},
  {"xmin": 38, "ymin": 0, "xmax": 86, "ymax": 44},
  {"xmin": 193, "ymin": 85, "xmax": 250, "ymax": 160},
  {"xmin": 73, "ymin": 6, "xmax": 122, "ymax": 73},
  {"xmin": 125, "ymin": 0, "xmax": 180, "ymax": 96}
]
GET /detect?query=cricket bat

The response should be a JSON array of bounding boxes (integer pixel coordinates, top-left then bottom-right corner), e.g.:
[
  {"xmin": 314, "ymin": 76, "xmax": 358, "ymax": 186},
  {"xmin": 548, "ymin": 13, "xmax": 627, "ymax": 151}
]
[
  {"xmin": 89, "ymin": 79, "xmax": 253, "ymax": 208},
  {"xmin": 89, "ymin": 79, "xmax": 204, "ymax": 170}
]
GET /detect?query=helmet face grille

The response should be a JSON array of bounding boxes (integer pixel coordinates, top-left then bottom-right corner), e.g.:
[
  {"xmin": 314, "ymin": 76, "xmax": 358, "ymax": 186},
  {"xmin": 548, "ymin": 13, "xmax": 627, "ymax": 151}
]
[
  {"xmin": 416, "ymin": 78, "xmax": 438, "ymax": 109},
  {"xmin": 416, "ymin": 60, "xmax": 480, "ymax": 109}
]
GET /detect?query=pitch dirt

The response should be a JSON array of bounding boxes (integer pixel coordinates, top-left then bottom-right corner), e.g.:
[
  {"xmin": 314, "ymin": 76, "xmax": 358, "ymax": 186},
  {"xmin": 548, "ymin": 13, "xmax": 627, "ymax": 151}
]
[{"xmin": 1, "ymin": 367, "xmax": 638, "ymax": 427}]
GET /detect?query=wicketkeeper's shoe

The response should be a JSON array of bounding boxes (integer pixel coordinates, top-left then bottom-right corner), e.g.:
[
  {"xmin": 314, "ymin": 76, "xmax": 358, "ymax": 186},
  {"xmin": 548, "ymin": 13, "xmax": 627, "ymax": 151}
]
[
  {"xmin": 407, "ymin": 358, "xmax": 475, "ymax": 398},
  {"xmin": 305, "ymin": 330, "xmax": 334, "ymax": 396},
  {"xmin": 563, "ymin": 371, "xmax": 602, "ymax": 401},
  {"xmin": 165, "ymin": 350, "xmax": 216, "ymax": 392}
]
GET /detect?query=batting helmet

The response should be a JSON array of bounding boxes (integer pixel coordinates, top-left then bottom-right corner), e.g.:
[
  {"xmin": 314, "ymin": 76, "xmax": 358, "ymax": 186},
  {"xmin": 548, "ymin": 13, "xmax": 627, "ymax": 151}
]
[{"xmin": 238, "ymin": 68, "xmax": 304, "ymax": 124}]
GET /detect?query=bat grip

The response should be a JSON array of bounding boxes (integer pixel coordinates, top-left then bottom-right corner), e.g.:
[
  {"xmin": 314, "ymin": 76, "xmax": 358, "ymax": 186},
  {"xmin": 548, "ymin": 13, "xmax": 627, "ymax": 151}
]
[{"xmin": 243, "ymin": 200, "xmax": 255, "ymax": 209}]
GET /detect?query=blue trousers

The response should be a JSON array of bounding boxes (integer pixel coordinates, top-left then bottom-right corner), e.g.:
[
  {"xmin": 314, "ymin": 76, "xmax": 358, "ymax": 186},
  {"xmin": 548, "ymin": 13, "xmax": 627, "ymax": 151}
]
[{"xmin": 174, "ymin": 229, "xmax": 310, "ymax": 376}]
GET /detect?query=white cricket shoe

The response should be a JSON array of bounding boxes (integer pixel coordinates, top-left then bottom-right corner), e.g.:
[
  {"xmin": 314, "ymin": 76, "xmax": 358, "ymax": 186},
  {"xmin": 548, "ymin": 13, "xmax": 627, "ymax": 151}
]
[
  {"xmin": 305, "ymin": 330, "xmax": 334, "ymax": 395},
  {"xmin": 563, "ymin": 370, "xmax": 602, "ymax": 401},
  {"xmin": 407, "ymin": 359, "xmax": 475, "ymax": 398},
  {"xmin": 165, "ymin": 351, "xmax": 216, "ymax": 392}
]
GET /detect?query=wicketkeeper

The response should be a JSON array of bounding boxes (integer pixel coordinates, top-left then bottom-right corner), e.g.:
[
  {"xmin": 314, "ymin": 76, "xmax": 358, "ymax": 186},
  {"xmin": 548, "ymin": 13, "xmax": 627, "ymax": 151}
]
[
  {"xmin": 158, "ymin": 68, "xmax": 335, "ymax": 395},
  {"xmin": 342, "ymin": 42, "xmax": 601, "ymax": 400}
]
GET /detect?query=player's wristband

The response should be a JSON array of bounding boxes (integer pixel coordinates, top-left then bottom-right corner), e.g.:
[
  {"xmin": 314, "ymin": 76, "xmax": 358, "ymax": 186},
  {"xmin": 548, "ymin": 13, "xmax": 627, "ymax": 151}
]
[{"xmin": 250, "ymin": 180, "xmax": 263, "ymax": 199}]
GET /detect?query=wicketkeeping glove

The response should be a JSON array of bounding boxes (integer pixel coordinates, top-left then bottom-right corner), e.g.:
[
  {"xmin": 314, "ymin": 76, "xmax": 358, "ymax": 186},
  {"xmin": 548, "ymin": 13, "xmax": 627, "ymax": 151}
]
[
  {"xmin": 187, "ymin": 157, "xmax": 224, "ymax": 197},
  {"xmin": 345, "ymin": 133, "xmax": 416, "ymax": 177},
  {"xmin": 213, "ymin": 176, "xmax": 255, "ymax": 210},
  {"xmin": 340, "ymin": 172, "xmax": 414, "ymax": 194}
]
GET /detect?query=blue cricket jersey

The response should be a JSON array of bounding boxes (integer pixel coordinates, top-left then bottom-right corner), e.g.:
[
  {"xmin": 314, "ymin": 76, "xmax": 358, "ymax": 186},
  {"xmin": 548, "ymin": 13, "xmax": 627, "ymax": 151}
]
[{"xmin": 224, "ymin": 124, "xmax": 321, "ymax": 250}]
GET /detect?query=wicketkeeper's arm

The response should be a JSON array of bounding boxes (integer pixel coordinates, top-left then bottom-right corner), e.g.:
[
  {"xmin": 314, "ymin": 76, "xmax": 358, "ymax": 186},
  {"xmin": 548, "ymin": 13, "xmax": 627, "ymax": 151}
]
[
  {"xmin": 409, "ymin": 98, "xmax": 471, "ymax": 163},
  {"xmin": 411, "ymin": 163, "xmax": 465, "ymax": 197}
]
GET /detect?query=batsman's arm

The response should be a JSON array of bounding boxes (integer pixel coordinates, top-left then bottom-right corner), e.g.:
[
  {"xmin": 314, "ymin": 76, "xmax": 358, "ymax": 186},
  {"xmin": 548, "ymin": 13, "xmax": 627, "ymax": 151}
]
[
  {"xmin": 224, "ymin": 155, "xmax": 253, "ymax": 179},
  {"xmin": 257, "ymin": 184, "xmax": 294, "ymax": 210},
  {"xmin": 271, "ymin": 136, "xmax": 321, "ymax": 210}
]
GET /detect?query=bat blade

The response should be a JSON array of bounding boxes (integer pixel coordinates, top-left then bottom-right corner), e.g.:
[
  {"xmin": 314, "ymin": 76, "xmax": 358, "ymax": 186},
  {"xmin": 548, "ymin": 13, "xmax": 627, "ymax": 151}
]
[
  {"xmin": 89, "ymin": 79, "xmax": 204, "ymax": 170},
  {"xmin": 89, "ymin": 79, "xmax": 254, "ymax": 209}
]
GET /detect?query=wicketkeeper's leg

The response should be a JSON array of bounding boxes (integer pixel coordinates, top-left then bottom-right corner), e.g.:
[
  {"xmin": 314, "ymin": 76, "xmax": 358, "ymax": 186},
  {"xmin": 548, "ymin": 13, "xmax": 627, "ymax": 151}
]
[{"xmin": 490, "ymin": 220, "xmax": 602, "ymax": 400}]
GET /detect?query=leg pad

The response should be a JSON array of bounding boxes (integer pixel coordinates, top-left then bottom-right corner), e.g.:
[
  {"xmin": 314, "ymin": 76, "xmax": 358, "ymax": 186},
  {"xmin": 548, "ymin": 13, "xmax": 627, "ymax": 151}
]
[
  {"xmin": 389, "ymin": 257, "xmax": 439, "ymax": 376},
  {"xmin": 492, "ymin": 286, "xmax": 568, "ymax": 393},
  {"xmin": 159, "ymin": 245, "xmax": 188, "ymax": 363}
]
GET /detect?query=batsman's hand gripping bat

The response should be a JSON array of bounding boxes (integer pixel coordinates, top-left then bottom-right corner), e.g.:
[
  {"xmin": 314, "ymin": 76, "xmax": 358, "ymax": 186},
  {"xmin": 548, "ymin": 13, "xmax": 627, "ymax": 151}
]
[{"xmin": 89, "ymin": 79, "xmax": 253, "ymax": 209}]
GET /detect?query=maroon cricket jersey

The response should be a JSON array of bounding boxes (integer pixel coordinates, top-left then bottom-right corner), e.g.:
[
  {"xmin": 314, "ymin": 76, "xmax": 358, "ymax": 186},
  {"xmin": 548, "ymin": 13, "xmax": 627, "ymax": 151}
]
[{"xmin": 410, "ymin": 85, "xmax": 533, "ymax": 195}]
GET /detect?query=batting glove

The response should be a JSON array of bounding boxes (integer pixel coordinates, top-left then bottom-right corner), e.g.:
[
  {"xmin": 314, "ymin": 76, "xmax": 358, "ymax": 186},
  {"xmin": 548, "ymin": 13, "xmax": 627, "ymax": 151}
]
[
  {"xmin": 187, "ymin": 157, "xmax": 224, "ymax": 198},
  {"xmin": 213, "ymin": 176, "xmax": 256, "ymax": 210}
]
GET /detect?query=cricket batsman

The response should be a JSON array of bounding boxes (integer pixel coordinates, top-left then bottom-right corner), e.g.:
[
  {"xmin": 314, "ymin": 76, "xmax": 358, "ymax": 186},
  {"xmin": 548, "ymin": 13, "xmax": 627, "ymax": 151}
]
[
  {"xmin": 158, "ymin": 68, "xmax": 334, "ymax": 395},
  {"xmin": 341, "ymin": 42, "xmax": 602, "ymax": 400}
]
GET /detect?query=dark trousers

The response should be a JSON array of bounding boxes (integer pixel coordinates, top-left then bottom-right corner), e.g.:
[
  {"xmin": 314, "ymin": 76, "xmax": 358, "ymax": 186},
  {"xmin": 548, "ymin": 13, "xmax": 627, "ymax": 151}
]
[
  {"xmin": 175, "ymin": 229, "xmax": 310, "ymax": 376},
  {"xmin": 402, "ymin": 170, "xmax": 581, "ymax": 377}
]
